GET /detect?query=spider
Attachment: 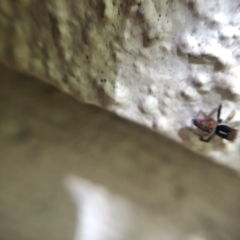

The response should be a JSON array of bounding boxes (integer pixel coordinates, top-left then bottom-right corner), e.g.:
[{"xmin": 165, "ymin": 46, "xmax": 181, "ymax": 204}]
[{"xmin": 192, "ymin": 103, "xmax": 239, "ymax": 142}]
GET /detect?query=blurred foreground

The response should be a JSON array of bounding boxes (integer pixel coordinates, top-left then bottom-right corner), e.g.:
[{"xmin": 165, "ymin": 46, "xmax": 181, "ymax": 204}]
[{"xmin": 1, "ymin": 64, "xmax": 240, "ymax": 240}]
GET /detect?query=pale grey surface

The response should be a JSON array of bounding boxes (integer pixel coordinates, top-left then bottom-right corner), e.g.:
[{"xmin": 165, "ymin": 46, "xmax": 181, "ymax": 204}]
[
  {"xmin": 1, "ymin": 64, "xmax": 240, "ymax": 240},
  {"xmin": 1, "ymin": 0, "xmax": 240, "ymax": 168}
]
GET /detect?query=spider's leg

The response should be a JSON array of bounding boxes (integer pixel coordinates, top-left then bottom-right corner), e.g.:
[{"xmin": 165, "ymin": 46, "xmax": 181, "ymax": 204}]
[
  {"xmin": 200, "ymin": 132, "xmax": 215, "ymax": 142},
  {"xmin": 225, "ymin": 109, "xmax": 236, "ymax": 123},
  {"xmin": 193, "ymin": 104, "xmax": 221, "ymax": 120},
  {"xmin": 200, "ymin": 105, "xmax": 220, "ymax": 120},
  {"xmin": 194, "ymin": 110, "xmax": 209, "ymax": 119},
  {"xmin": 217, "ymin": 103, "xmax": 222, "ymax": 123},
  {"xmin": 229, "ymin": 121, "xmax": 240, "ymax": 128}
]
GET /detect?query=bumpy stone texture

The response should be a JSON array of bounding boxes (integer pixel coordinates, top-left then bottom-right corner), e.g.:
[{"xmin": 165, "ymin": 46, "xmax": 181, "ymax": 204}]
[{"xmin": 1, "ymin": 0, "xmax": 240, "ymax": 169}]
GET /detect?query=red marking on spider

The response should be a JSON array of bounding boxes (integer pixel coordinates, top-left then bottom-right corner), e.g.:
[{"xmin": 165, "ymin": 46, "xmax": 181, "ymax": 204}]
[{"xmin": 192, "ymin": 104, "xmax": 238, "ymax": 142}]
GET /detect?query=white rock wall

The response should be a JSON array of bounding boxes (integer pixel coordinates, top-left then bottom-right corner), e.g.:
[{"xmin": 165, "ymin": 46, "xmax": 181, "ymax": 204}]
[{"xmin": 0, "ymin": 0, "xmax": 240, "ymax": 169}]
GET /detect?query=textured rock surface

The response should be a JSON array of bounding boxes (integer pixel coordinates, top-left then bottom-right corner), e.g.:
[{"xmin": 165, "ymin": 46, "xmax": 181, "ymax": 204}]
[
  {"xmin": 1, "ymin": 65, "xmax": 240, "ymax": 240},
  {"xmin": 0, "ymin": 0, "xmax": 240, "ymax": 168}
]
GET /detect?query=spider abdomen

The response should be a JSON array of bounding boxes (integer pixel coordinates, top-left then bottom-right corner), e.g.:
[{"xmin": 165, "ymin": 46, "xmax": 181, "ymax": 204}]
[{"xmin": 215, "ymin": 124, "xmax": 237, "ymax": 141}]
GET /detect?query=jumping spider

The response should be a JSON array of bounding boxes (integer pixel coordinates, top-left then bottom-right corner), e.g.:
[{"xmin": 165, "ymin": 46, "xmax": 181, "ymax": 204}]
[{"xmin": 192, "ymin": 104, "xmax": 239, "ymax": 142}]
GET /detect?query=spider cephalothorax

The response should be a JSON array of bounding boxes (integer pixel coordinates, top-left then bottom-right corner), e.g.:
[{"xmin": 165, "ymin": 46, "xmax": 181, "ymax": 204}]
[{"xmin": 192, "ymin": 104, "xmax": 238, "ymax": 142}]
